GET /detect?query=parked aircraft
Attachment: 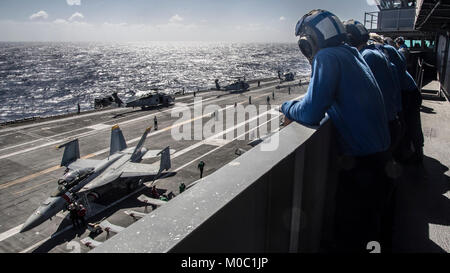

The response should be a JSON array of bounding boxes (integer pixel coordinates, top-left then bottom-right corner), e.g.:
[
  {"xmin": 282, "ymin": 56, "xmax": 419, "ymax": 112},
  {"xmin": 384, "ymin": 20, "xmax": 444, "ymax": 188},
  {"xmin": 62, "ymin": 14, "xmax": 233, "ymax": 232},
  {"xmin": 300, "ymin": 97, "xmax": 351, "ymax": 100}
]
[
  {"xmin": 215, "ymin": 77, "xmax": 250, "ymax": 92},
  {"xmin": 94, "ymin": 92, "xmax": 124, "ymax": 109},
  {"xmin": 20, "ymin": 125, "xmax": 171, "ymax": 233},
  {"xmin": 125, "ymin": 90, "xmax": 175, "ymax": 109},
  {"xmin": 278, "ymin": 70, "xmax": 295, "ymax": 82}
]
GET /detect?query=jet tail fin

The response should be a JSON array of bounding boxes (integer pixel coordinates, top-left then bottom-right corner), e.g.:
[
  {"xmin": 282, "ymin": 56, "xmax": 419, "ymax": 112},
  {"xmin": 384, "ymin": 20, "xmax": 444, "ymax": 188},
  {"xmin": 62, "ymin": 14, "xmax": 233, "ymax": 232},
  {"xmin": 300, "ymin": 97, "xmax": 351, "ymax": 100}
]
[
  {"xmin": 158, "ymin": 146, "xmax": 171, "ymax": 172},
  {"xmin": 57, "ymin": 139, "xmax": 80, "ymax": 167},
  {"xmin": 151, "ymin": 146, "xmax": 171, "ymax": 184},
  {"xmin": 130, "ymin": 126, "xmax": 152, "ymax": 162},
  {"xmin": 110, "ymin": 125, "xmax": 127, "ymax": 156}
]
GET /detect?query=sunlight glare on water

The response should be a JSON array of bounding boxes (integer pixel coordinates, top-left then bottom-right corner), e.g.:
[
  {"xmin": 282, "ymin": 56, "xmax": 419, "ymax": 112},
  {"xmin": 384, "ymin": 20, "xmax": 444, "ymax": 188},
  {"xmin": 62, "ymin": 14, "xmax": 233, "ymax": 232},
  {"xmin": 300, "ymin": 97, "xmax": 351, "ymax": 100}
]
[{"xmin": 0, "ymin": 41, "xmax": 310, "ymax": 122}]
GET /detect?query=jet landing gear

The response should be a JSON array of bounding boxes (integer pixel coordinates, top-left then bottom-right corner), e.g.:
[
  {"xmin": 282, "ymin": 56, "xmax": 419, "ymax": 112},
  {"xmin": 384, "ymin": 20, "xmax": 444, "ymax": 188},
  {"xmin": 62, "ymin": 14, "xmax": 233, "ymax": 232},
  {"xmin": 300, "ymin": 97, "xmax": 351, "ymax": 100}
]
[{"xmin": 126, "ymin": 179, "xmax": 144, "ymax": 193}]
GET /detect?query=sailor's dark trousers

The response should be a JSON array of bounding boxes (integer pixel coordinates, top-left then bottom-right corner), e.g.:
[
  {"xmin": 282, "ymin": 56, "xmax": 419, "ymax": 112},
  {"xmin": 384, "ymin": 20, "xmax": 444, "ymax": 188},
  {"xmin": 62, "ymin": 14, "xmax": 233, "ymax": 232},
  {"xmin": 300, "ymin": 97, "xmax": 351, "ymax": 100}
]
[{"xmin": 334, "ymin": 151, "xmax": 396, "ymax": 253}]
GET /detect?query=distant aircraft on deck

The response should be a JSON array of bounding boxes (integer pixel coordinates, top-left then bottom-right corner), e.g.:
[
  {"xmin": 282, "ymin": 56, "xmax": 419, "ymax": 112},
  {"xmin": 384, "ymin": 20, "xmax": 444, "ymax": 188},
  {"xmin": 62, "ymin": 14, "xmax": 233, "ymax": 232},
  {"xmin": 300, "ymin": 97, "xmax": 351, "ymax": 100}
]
[
  {"xmin": 125, "ymin": 89, "xmax": 175, "ymax": 109},
  {"xmin": 215, "ymin": 77, "xmax": 250, "ymax": 92},
  {"xmin": 278, "ymin": 70, "xmax": 295, "ymax": 82},
  {"xmin": 94, "ymin": 89, "xmax": 175, "ymax": 110}
]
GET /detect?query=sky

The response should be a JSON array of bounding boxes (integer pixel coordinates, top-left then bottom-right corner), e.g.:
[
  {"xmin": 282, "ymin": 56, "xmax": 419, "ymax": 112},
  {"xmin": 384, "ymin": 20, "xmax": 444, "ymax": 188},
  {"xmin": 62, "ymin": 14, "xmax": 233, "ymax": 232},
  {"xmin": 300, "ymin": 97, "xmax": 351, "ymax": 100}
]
[{"xmin": 0, "ymin": 0, "xmax": 380, "ymax": 42}]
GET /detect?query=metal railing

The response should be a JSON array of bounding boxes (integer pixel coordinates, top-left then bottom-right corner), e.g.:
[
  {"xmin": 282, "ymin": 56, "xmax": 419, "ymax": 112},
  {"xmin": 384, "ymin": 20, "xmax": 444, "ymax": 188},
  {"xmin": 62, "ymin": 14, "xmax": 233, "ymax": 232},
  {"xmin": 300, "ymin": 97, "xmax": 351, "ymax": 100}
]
[
  {"xmin": 365, "ymin": 7, "xmax": 416, "ymax": 31},
  {"xmin": 92, "ymin": 121, "xmax": 339, "ymax": 253},
  {"xmin": 365, "ymin": 11, "xmax": 379, "ymax": 30}
]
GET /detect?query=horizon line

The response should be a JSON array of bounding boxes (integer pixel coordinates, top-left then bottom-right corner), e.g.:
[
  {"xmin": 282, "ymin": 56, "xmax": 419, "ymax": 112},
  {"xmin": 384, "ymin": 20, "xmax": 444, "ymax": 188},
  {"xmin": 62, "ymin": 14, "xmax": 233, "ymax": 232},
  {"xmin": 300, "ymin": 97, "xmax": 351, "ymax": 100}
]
[{"xmin": 0, "ymin": 40, "xmax": 297, "ymax": 43}]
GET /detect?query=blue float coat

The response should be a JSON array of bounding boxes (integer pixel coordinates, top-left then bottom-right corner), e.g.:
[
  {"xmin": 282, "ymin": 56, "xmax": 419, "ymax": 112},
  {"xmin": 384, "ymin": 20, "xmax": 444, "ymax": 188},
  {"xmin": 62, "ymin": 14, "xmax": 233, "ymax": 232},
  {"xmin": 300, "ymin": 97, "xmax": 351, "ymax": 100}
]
[
  {"xmin": 372, "ymin": 44, "xmax": 404, "ymax": 112},
  {"xmin": 389, "ymin": 63, "xmax": 403, "ymax": 112},
  {"xmin": 361, "ymin": 44, "xmax": 400, "ymax": 120},
  {"xmin": 281, "ymin": 44, "xmax": 390, "ymax": 156},
  {"xmin": 380, "ymin": 45, "xmax": 418, "ymax": 92}
]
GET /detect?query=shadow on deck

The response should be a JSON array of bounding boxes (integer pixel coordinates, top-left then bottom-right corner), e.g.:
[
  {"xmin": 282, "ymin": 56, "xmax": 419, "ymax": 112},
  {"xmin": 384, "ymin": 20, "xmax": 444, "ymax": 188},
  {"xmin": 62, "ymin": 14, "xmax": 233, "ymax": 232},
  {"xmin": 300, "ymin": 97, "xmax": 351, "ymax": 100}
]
[
  {"xmin": 393, "ymin": 155, "xmax": 450, "ymax": 252},
  {"xmin": 393, "ymin": 92, "xmax": 450, "ymax": 252}
]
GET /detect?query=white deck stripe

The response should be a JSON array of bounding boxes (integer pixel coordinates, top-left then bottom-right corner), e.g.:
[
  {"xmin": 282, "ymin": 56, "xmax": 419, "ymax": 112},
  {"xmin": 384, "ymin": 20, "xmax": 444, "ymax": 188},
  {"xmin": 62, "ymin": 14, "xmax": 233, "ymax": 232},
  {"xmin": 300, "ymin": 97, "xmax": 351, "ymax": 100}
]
[
  {"xmin": 0, "ymin": 225, "xmax": 23, "ymax": 242},
  {"xmin": 0, "ymin": 108, "xmax": 126, "ymax": 133}
]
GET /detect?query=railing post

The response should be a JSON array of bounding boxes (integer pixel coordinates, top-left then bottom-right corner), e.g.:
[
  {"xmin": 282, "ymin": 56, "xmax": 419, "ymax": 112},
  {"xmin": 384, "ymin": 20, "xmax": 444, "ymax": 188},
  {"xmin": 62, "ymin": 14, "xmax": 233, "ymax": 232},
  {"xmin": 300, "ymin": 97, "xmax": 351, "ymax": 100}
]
[
  {"xmin": 364, "ymin": 12, "xmax": 367, "ymax": 29},
  {"xmin": 371, "ymin": 13, "xmax": 373, "ymax": 29}
]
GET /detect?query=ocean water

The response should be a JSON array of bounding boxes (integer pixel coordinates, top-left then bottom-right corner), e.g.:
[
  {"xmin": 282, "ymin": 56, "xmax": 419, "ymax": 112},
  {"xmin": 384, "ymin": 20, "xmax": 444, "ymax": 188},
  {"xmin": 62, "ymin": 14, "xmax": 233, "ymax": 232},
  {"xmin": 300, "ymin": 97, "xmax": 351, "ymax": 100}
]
[{"xmin": 0, "ymin": 42, "xmax": 310, "ymax": 122}]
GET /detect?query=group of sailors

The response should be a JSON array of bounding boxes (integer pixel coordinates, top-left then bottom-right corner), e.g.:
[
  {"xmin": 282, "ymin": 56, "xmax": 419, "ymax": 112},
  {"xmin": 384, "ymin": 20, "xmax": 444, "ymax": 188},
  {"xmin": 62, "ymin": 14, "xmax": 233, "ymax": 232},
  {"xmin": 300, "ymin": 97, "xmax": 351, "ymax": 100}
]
[
  {"xmin": 281, "ymin": 9, "xmax": 424, "ymax": 252},
  {"xmin": 150, "ymin": 185, "xmax": 175, "ymax": 202},
  {"xmin": 67, "ymin": 201, "xmax": 87, "ymax": 229}
]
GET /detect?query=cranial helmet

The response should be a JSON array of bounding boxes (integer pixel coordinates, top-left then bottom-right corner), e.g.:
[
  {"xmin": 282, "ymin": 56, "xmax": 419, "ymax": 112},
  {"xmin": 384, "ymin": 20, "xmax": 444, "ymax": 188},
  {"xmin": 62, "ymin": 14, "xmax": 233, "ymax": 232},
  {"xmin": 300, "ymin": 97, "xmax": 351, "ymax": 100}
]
[
  {"xmin": 383, "ymin": 36, "xmax": 395, "ymax": 46},
  {"xmin": 343, "ymin": 19, "xmax": 369, "ymax": 47},
  {"xmin": 395, "ymin": 36, "xmax": 405, "ymax": 45},
  {"xmin": 369, "ymin": 32, "xmax": 385, "ymax": 45},
  {"xmin": 295, "ymin": 9, "xmax": 347, "ymax": 60}
]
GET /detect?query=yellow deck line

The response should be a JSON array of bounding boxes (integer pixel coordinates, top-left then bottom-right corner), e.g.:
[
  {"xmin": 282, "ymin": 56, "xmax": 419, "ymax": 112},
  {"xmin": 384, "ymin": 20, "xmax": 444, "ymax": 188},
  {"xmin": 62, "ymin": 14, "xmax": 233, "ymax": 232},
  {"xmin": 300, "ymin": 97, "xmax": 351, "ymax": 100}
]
[{"xmin": 0, "ymin": 153, "xmax": 96, "ymax": 191}]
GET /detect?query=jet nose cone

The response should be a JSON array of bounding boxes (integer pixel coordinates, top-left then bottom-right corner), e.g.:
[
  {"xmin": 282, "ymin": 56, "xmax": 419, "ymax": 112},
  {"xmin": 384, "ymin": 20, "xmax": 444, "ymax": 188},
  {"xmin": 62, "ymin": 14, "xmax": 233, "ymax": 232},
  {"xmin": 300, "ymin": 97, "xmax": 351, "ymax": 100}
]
[
  {"xmin": 20, "ymin": 211, "xmax": 42, "ymax": 233},
  {"xmin": 20, "ymin": 197, "xmax": 66, "ymax": 233}
]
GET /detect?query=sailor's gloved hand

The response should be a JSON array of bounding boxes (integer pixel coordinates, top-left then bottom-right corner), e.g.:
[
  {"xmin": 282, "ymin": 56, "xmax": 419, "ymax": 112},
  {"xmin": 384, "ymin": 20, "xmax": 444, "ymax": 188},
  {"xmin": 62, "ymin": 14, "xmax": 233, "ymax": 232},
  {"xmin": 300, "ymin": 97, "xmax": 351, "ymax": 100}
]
[
  {"xmin": 280, "ymin": 101, "xmax": 295, "ymax": 126},
  {"xmin": 282, "ymin": 115, "xmax": 292, "ymax": 126}
]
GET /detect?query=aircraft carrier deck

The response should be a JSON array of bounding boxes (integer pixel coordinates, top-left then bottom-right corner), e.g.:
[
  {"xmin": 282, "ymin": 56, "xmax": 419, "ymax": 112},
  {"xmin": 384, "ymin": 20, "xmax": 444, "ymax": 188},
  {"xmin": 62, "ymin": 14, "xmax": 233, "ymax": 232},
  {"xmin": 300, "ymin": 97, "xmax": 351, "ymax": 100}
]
[{"xmin": 0, "ymin": 78, "xmax": 308, "ymax": 253}]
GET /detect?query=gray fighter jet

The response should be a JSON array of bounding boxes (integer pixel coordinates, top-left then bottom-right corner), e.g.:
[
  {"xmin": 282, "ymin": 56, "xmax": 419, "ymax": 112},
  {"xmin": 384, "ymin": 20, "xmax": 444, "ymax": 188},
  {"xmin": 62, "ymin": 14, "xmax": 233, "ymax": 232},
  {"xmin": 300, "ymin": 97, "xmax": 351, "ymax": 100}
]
[{"xmin": 20, "ymin": 125, "xmax": 171, "ymax": 233}]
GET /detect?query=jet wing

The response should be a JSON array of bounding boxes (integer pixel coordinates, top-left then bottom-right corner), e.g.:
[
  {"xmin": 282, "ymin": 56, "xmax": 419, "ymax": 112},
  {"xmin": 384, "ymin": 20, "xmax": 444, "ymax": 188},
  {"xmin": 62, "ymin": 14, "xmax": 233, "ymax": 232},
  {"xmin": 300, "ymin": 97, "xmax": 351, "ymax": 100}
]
[
  {"xmin": 67, "ymin": 159, "xmax": 102, "ymax": 171},
  {"xmin": 80, "ymin": 171, "xmax": 120, "ymax": 192},
  {"xmin": 137, "ymin": 195, "xmax": 167, "ymax": 206},
  {"xmin": 142, "ymin": 149, "xmax": 176, "ymax": 159},
  {"xmin": 120, "ymin": 162, "xmax": 160, "ymax": 178},
  {"xmin": 99, "ymin": 220, "xmax": 125, "ymax": 233},
  {"xmin": 80, "ymin": 237, "xmax": 103, "ymax": 248}
]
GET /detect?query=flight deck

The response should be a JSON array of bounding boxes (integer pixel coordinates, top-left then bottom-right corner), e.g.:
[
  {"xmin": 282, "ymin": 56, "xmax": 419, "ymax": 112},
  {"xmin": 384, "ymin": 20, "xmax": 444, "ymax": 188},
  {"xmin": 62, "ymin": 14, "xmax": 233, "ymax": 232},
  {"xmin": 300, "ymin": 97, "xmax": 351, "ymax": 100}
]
[{"xmin": 0, "ymin": 78, "xmax": 308, "ymax": 253}]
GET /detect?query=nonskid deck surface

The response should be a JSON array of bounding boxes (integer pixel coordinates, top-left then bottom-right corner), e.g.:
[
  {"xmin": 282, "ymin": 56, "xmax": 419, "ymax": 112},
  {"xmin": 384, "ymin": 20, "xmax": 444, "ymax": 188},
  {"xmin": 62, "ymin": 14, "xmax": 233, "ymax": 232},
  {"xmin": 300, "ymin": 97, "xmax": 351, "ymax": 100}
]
[
  {"xmin": 0, "ymin": 80, "xmax": 308, "ymax": 253},
  {"xmin": 392, "ymin": 94, "xmax": 450, "ymax": 253}
]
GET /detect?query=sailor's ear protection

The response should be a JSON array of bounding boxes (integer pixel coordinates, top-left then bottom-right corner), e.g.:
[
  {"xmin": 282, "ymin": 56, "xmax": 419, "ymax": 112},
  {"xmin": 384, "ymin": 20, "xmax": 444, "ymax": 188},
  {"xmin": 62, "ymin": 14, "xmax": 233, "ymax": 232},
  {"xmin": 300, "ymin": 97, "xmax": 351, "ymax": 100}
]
[
  {"xmin": 298, "ymin": 35, "xmax": 315, "ymax": 60},
  {"xmin": 346, "ymin": 33, "xmax": 357, "ymax": 47}
]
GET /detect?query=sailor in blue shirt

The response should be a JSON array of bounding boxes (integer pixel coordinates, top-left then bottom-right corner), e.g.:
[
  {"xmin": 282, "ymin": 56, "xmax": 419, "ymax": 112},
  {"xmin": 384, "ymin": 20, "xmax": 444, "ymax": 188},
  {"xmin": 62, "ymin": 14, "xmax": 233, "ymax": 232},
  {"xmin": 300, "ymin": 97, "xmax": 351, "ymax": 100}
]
[
  {"xmin": 283, "ymin": 9, "xmax": 394, "ymax": 253},
  {"xmin": 382, "ymin": 39, "xmax": 424, "ymax": 163},
  {"xmin": 371, "ymin": 33, "xmax": 424, "ymax": 163},
  {"xmin": 395, "ymin": 36, "xmax": 410, "ymax": 64},
  {"xmin": 282, "ymin": 12, "xmax": 390, "ymax": 157},
  {"xmin": 379, "ymin": 42, "xmax": 418, "ymax": 96},
  {"xmin": 344, "ymin": 20, "xmax": 402, "ymax": 151}
]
